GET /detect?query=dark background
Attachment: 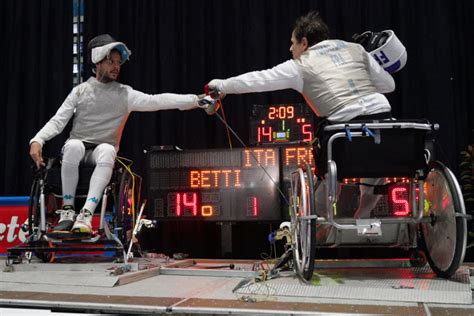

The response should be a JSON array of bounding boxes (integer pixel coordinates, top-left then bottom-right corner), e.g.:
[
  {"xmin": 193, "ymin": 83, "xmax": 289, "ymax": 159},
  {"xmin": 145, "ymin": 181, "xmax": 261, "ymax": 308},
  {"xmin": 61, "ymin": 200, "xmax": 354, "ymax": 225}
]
[{"xmin": 1, "ymin": 0, "xmax": 473, "ymax": 259}]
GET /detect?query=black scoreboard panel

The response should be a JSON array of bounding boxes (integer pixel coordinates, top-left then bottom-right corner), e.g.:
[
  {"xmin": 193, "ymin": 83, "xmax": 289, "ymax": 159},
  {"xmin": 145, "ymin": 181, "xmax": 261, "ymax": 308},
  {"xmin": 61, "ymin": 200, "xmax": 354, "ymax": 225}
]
[
  {"xmin": 280, "ymin": 146, "xmax": 314, "ymax": 182},
  {"xmin": 147, "ymin": 146, "xmax": 317, "ymax": 222},
  {"xmin": 147, "ymin": 148, "xmax": 281, "ymax": 221},
  {"xmin": 279, "ymin": 145, "xmax": 315, "ymax": 220},
  {"xmin": 249, "ymin": 104, "xmax": 315, "ymax": 145}
]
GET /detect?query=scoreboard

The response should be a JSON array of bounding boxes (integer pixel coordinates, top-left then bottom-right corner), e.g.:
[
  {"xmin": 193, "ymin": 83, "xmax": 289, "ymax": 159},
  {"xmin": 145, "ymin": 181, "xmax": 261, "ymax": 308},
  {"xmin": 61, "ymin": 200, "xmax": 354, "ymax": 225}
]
[
  {"xmin": 147, "ymin": 147, "xmax": 281, "ymax": 221},
  {"xmin": 146, "ymin": 103, "xmax": 316, "ymax": 222},
  {"xmin": 147, "ymin": 146, "xmax": 314, "ymax": 222},
  {"xmin": 249, "ymin": 104, "xmax": 315, "ymax": 145}
]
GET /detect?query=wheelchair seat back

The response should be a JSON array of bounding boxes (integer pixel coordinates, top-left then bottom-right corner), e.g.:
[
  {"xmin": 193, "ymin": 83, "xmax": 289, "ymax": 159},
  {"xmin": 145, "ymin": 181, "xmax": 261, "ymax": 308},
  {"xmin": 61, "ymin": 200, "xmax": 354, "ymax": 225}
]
[
  {"xmin": 316, "ymin": 120, "xmax": 433, "ymax": 179},
  {"xmin": 43, "ymin": 158, "xmax": 102, "ymax": 195}
]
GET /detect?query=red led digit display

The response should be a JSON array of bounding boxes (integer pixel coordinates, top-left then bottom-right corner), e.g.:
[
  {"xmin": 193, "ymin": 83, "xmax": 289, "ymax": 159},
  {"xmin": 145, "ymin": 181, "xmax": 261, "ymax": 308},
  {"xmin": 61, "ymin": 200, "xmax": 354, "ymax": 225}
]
[
  {"xmin": 250, "ymin": 103, "xmax": 315, "ymax": 145},
  {"xmin": 183, "ymin": 192, "xmax": 198, "ymax": 215},
  {"xmin": 257, "ymin": 126, "xmax": 272, "ymax": 143},
  {"xmin": 389, "ymin": 185, "xmax": 419, "ymax": 216},
  {"xmin": 201, "ymin": 205, "xmax": 213, "ymax": 217},
  {"xmin": 390, "ymin": 187, "xmax": 410, "ymax": 216},
  {"xmin": 147, "ymin": 148, "xmax": 281, "ymax": 221},
  {"xmin": 268, "ymin": 107, "xmax": 276, "ymax": 119},
  {"xmin": 168, "ymin": 192, "xmax": 211, "ymax": 217},
  {"xmin": 302, "ymin": 124, "xmax": 313, "ymax": 142},
  {"xmin": 167, "ymin": 193, "xmax": 261, "ymax": 218},
  {"xmin": 284, "ymin": 147, "xmax": 314, "ymax": 167},
  {"xmin": 243, "ymin": 149, "xmax": 277, "ymax": 167},
  {"xmin": 252, "ymin": 197, "xmax": 258, "ymax": 216},
  {"xmin": 285, "ymin": 106, "xmax": 294, "ymax": 119},
  {"xmin": 168, "ymin": 192, "xmax": 198, "ymax": 216},
  {"xmin": 268, "ymin": 106, "xmax": 295, "ymax": 120},
  {"xmin": 175, "ymin": 193, "xmax": 181, "ymax": 216},
  {"xmin": 190, "ymin": 169, "xmax": 241, "ymax": 188},
  {"xmin": 246, "ymin": 196, "xmax": 259, "ymax": 216}
]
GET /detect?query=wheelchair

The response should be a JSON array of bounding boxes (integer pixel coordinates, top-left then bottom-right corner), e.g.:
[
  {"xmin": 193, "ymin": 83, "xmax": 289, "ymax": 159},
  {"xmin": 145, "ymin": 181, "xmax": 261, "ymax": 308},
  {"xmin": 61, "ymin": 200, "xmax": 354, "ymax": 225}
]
[
  {"xmin": 289, "ymin": 120, "xmax": 469, "ymax": 280},
  {"xmin": 7, "ymin": 156, "xmax": 139, "ymax": 264}
]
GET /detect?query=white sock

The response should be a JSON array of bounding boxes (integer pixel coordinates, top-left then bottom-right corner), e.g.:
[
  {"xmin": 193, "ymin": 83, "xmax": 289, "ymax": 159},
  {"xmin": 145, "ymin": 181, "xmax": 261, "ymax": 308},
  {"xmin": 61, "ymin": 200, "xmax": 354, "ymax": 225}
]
[
  {"xmin": 61, "ymin": 139, "xmax": 85, "ymax": 208},
  {"xmin": 83, "ymin": 162, "xmax": 114, "ymax": 213},
  {"xmin": 61, "ymin": 161, "xmax": 79, "ymax": 207}
]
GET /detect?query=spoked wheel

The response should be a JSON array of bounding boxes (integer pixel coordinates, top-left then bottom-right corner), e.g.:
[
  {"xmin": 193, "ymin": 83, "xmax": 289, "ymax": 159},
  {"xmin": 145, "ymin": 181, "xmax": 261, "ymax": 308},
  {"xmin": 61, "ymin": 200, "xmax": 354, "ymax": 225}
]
[
  {"xmin": 421, "ymin": 161, "xmax": 467, "ymax": 278},
  {"xmin": 116, "ymin": 170, "xmax": 133, "ymax": 244},
  {"xmin": 290, "ymin": 164, "xmax": 316, "ymax": 281},
  {"xmin": 28, "ymin": 171, "xmax": 56, "ymax": 238},
  {"xmin": 27, "ymin": 175, "xmax": 41, "ymax": 235}
]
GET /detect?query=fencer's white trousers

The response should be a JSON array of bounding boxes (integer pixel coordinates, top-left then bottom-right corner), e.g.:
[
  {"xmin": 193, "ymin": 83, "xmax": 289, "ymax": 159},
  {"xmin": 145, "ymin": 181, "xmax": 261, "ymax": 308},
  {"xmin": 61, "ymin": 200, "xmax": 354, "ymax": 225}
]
[{"xmin": 61, "ymin": 139, "xmax": 116, "ymax": 214}]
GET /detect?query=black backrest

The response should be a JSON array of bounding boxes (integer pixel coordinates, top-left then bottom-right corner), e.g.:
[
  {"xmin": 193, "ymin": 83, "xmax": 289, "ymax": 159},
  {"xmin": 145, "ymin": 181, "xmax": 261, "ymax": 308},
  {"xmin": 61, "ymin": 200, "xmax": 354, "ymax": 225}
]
[
  {"xmin": 316, "ymin": 121, "xmax": 431, "ymax": 179},
  {"xmin": 45, "ymin": 165, "xmax": 96, "ymax": 195}
]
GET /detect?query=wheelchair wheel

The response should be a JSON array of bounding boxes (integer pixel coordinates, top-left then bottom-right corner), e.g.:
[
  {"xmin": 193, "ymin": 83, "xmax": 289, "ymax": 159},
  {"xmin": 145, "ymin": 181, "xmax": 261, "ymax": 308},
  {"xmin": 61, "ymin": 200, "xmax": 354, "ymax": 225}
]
[
  {"xmin": 290, "ymin": 165, "xmax": 316, "ymax": 281},
  {"xmin": 421, "ymin": 161, "xmax": 467, "ymax": 278},
  {"xmin": 115, "ymin": 170, "xmax": 133, "ymax": 244},
  {"xmin": 28, "ymin": 172, "xmax": 57, "ymax": 236},
  {"xmin": 27, "ymin": 176, "xmax": 41, "ymax": 235}
]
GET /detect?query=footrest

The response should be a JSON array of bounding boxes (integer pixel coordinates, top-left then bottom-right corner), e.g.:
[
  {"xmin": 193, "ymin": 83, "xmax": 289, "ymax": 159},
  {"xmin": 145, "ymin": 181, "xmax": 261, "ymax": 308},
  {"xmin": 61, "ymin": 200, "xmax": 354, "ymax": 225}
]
[{"xmin": 47, "ymin": 231, "xmax": 96, "ymax": 241}]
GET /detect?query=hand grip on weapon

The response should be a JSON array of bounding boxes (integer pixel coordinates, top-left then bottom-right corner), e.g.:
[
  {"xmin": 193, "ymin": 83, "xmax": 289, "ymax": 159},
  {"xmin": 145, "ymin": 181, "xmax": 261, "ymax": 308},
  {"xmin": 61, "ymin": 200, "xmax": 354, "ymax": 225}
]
[
  {"xmin": 197, "ymin": 94, "xmax": 221, "ymax": 115},
  {"xmin": 199, "ymin": 79, "xmax": 225, "ymax": 115},
  {"xmin": 205, "ymin": 79, "xmax": 226, "ymax": 100}
]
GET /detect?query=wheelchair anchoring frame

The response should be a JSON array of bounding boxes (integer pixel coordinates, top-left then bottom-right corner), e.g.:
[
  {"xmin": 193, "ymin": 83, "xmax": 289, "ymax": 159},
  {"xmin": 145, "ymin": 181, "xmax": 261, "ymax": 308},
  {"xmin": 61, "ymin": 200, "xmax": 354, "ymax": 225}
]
[
  {"xmin": 322, "ymin": 122, "xmax": 434, "ymax": 232},
  {"xmin": 289, "ymin": 120, "xmax": 468, "ymax": 280},
  {"xmin": 6, "ymin": 164, "xmax": 128, "ymax": 265}
]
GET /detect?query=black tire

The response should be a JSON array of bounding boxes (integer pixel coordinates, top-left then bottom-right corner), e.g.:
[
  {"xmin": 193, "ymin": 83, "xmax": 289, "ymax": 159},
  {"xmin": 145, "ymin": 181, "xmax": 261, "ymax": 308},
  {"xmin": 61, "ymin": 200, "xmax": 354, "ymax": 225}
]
[
  {"xmin": 290, "ymin": 166, "xmax": 316, "ymax": 281},
  {"xmin": 420, "ymin": 161, "xmax": 467, "ymax": 278},
  {"xmin": 28, "ymin": 170, "xmax": 57, "ymax": 238},
  {"xmin": 30, "ymin": 175, "xmax": 57, "ymax": 234},
  {"xmin": 303, "ymin": 163, "xmax": 317, "ymax": 280},
  {"xmin": 28, "ymin": 177, "xmax": 40, "ymax": 235}
]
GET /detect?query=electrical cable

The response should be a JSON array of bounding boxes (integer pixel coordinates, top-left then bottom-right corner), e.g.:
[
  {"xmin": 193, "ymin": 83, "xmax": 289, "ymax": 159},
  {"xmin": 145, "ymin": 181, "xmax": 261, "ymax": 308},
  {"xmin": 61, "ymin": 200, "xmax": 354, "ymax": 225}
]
[
  {"xmin": 116, "ymin": 156, "xmax": 137, "ymax": 228},
  {"xmin": 201, "ymin": 86, "xmax": 290, "ymax": 205},
  {"xmin": 212, "ymin": 111, "xmax": 290, "ymax": 206},
  {"xmin": 218, "ymin": 101, "xmax": 233, "ymax": 149}
]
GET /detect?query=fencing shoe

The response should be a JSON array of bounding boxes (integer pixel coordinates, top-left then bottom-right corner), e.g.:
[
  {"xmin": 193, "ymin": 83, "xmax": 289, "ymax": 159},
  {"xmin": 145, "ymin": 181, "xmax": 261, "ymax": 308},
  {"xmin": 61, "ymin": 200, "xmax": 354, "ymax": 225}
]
[
  {"xmin": 71, "ymin": 209, "xmax": 93, "ymax": 234},
  {"xmin": 51, "ymin": 208, "xmax": 76, "ymax": 234}
]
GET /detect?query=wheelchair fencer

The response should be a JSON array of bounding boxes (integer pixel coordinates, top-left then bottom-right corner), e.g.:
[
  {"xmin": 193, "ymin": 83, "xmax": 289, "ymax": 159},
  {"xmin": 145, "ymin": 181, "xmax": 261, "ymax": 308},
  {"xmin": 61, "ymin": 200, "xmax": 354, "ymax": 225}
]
[
  {"xmin": 288, "ymin": 119, "xmax": 469, "ymax": 281},
  {"xmin": 7, "ymin": 156, "xmax": 139, "ymax": 264}
]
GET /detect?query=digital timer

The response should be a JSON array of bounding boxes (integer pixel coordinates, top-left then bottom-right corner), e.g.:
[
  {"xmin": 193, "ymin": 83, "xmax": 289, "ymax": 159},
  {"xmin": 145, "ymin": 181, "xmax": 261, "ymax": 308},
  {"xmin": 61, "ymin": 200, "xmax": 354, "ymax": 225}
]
[
  {"xmin": 249, "ymin": 104, "xmax": 315, "ymax": 145},
  {"xmin": 268, "ymin": 105, "xmax": 294, "ymax": 119},
  {"xmin": 146, "ymin": 147, "xmax": 281, "ymax": 221}
]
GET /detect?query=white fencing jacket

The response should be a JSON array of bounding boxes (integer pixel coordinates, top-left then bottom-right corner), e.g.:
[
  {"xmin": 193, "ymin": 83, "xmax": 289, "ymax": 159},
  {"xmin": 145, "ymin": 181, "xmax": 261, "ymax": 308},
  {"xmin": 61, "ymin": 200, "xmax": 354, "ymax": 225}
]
[
  {"xmin": 212, "ymin": 40, "xmax": 395, "ymax": 122},
  {"xmin": 31, "ymin": 77, "xmax": 199, "ymax": 150}
]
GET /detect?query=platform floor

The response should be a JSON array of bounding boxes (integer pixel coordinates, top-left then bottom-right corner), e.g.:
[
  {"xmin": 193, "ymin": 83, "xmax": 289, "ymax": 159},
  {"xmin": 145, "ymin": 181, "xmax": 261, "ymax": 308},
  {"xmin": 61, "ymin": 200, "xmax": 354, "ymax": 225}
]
[{"xmin": 1, "ymin": 257, "xmax": 474, "ymax": 315}]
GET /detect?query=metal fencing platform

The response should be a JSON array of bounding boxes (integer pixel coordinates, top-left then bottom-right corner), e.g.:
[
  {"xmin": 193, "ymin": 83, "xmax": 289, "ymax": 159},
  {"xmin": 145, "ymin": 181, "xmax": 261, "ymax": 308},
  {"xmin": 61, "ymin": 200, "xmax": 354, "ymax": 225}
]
[
  {"xmin": 235, "ymin": 266, "xmax": 472, "ymax": 305},
  {"xmin": 1, "ymin": 258, "xmax": 473, "ymax": 315}
]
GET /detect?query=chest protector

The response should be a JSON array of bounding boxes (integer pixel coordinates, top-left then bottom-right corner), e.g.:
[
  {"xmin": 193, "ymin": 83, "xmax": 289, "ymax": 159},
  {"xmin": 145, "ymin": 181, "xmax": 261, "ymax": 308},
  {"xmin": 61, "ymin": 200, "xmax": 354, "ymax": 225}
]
[{"xmin": 294, "ymin": 40, "xmax": 377, "ymax": 117}]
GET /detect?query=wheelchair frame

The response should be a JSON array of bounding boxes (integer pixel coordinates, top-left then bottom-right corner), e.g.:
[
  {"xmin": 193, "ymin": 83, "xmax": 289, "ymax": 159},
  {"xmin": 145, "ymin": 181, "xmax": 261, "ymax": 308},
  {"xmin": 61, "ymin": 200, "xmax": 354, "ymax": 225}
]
[
  {"xmin": 289, "ymin": 121, "xmax": 469, "ymax": 280},
  {"xmin": 6, "ymin": 158, "xmax": 136, "ymax": 265}
]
